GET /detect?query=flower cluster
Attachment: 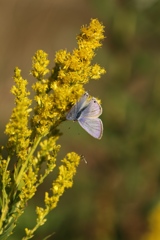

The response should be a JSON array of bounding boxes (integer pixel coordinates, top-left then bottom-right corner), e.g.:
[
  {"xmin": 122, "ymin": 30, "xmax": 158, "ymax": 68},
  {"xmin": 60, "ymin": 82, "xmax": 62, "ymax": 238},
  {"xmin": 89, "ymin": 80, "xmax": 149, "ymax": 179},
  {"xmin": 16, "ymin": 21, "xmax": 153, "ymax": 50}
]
[
  {"xmin": 5, "ymin": 67, "xmax": 32, "ymax": 160},
  {"xmin": 31, "ymin": 18, "xmax": 105, "ymax": 137},
  {"xmin": 0, "ymin": 18, "xmax": 105, "ymax": 239}
]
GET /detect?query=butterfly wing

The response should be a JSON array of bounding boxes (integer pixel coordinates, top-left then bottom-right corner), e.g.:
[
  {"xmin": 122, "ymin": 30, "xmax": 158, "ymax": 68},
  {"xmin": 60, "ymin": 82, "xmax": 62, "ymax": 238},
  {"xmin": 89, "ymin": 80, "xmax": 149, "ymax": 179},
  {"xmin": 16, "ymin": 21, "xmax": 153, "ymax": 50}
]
[
  {"xmin": 79, "ymin": 98, "xmax": 102, "ymax": 118},
  {"xmin": 78, "ymin": 117, "xmax": 103, "ymax": 139},
  {"xmin": 76, "ymin": 92, "xmax": 89, "ymax": 110},
  {"xmin": 66, "ymin": 92, "xmax": 89, "ymax": 121}
]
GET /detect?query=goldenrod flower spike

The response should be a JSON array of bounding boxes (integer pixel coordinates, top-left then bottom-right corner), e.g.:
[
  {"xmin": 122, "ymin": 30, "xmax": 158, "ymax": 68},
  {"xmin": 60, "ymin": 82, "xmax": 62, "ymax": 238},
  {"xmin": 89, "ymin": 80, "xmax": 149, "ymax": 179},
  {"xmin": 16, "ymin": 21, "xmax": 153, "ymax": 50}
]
[
  {"xmin": 24, "ymin": 153, "xmax": 81, "ymax": 239},
  {"xmin": 51, "ymin": 18, "xmax": 106, "ymax": 111},
  {"xmin": 5, "ymin": 67, "xmax": 32, "ymax": 159},
  {"xmin": 31, "ymin": 50, "xmax": 50, "ymax": 80},
  {"xmin": 0, "ymin": 18, "xmax": 106, "ymax": 239}
]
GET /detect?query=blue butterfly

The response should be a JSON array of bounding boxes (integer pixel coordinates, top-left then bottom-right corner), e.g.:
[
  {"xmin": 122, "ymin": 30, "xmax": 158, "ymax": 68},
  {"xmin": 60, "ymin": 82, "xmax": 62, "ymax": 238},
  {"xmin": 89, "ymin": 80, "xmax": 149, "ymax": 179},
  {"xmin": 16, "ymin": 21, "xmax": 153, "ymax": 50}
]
[{"xmin": 66, "ymin": 92, "xmax": 103, "ymax": 139}]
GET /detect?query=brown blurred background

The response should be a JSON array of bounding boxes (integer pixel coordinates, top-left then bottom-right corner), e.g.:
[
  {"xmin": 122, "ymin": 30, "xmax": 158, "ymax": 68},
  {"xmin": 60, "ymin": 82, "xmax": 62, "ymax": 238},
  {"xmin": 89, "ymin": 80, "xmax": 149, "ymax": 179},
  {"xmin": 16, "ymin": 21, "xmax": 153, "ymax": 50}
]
[{"xmin": 0, "ymin": 0, "xmax": 160, "ymax": 239}]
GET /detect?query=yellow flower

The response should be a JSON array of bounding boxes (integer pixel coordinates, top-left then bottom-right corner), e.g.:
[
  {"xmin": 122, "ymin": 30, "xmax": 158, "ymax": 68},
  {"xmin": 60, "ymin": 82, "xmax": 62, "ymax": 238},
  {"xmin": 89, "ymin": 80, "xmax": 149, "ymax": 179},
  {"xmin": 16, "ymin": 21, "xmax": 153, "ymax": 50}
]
[
  {"xmin": 31, "ymin": 21, "xmax": 106, "ymax": 135},
  {"xmin": 44, "ymin": 152, "xmax": 81, "ymax": 210},
  {"xmin": 5, "ymin": 67, "xmax": 32, "ymax": 160},
  {"xmin": 1, "ymin": 18, "xmax": 106, "ymax": 239}
]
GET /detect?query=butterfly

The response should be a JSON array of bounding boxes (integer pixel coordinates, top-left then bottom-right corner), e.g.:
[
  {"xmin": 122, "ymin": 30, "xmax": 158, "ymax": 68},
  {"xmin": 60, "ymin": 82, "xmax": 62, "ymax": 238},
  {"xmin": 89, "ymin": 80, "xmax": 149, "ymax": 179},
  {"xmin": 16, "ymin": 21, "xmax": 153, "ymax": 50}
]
[{"xmin": 66, "ymin": 92, "xmax": 103, "ymax": 139}]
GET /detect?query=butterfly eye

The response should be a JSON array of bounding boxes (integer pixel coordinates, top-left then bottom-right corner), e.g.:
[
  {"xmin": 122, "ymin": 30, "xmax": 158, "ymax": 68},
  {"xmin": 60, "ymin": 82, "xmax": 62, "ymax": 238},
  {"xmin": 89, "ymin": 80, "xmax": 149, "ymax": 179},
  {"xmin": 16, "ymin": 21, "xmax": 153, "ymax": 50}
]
[{"xmin": 84, "ymin": 92, "xmax": 89, "ymax": 97}]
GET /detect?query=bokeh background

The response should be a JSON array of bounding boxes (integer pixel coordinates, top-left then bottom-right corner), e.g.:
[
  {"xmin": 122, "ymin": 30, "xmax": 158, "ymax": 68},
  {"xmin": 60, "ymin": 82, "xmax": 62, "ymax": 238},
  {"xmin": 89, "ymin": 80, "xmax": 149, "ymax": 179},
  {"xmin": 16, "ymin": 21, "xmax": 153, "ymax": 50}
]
[{"xmin": 0, "ymin": 0, "xmax": 160, "ymax": 239}]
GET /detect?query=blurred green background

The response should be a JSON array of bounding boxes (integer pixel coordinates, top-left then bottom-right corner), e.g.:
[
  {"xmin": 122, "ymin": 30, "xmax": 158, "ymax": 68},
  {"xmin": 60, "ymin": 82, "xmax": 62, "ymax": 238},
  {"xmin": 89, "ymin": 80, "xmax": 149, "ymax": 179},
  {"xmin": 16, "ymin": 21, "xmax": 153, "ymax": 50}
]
[{"xmin": 0, "ymin": 0, "xmax": 160, "ymax": 239}]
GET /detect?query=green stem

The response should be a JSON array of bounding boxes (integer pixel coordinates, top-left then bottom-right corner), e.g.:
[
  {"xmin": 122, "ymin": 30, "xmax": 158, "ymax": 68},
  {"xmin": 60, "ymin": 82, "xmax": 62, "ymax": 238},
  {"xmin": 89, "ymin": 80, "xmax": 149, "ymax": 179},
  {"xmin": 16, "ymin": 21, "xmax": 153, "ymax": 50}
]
[
  {"xmin": 0, "ymin": 135, "xmax": 42, "ymax": 238},
  {"xmin": 22, "ymin": 208, "xmax": 49, "ymax": 240},
  {"xmin": 0, "ymin": 156, "xmax": 11, "ymax": 231},
  {"xmin": 15, "ymin": 135, "xmax": 42, "ymax": 188}
]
